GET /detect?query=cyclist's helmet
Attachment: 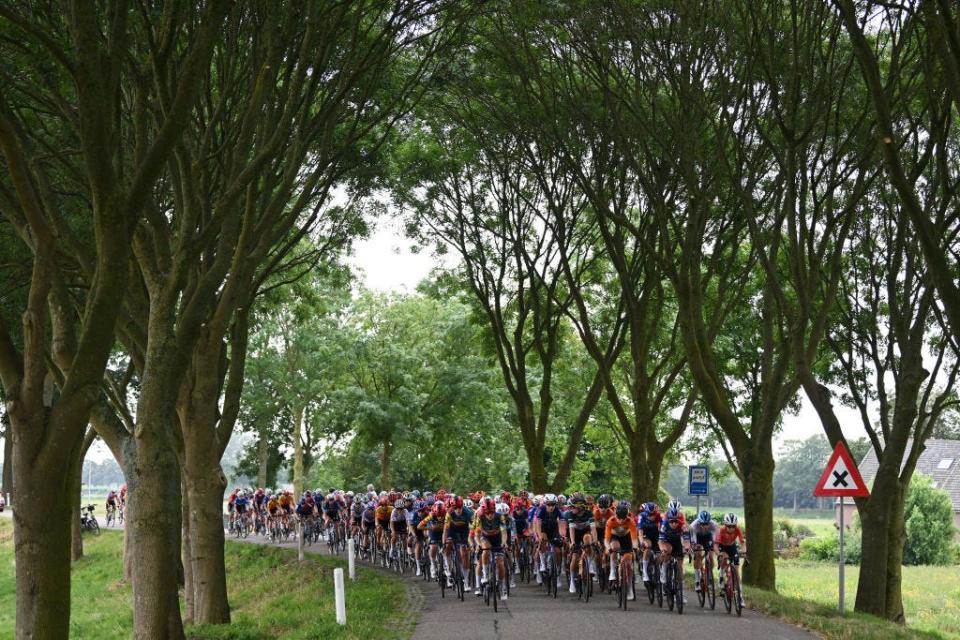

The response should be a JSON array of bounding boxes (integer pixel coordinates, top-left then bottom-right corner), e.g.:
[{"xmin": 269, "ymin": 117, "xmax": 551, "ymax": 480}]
[
  {"xmin": 404, "ymin": 496, "xmax": 414, "ymax": 508},
  {"xmin": 304, "ymin": 490, "xmax": 312, "ymax": 498},
  {"xmin": 411, "ymin": 489, "xmax": 421, "ymax": 498},
  {"xmin": 531, "ymin": 496, "xmax": 541, "ymax": 507},
  {"xmin": 346, "ymin": 491, "xmax": 354, "ymax": 498},
  {"xmin": 388, "ymin": 491, "xmax": 398, "ymax": 502},
  {"xmin": 557, "ymin": 494, "xmax": 566, "ymax": 505},
  {"xmin": 495, "ymin": 502, "xmax": 510, "ymax": 515},
  {"xmin": 543, "ymin": 493, "xmax": 558, "ymax": 506},
  {"xmin": 615, "ymin": 500, "xmax": 630, "ymax": 519},
  {"xmin": 500, "ymin": 490, "xmax": 512, "ymax": 503},
  {"xmin": 379, "ymin": 490, "xmax": 388, "ymax": 498},
  {"xmin": 666, "ymin": 508, "xmax": 681, "ymax": 521},
  {"xmin": 518, "ymin": 489, "xmax": 529, "ymax": 500},
  {"xmin": 667, "ymin": 499, "xmax": 682, "ymax": 512},
  {"xmin": 326, "ymin": 493, "xmax": 336, "ymax": 501},
  {"xmin": 481, "ymin": 497, "xmax": 495, "ymax": 513},
  {"xmin": 394, "ymin": 499, "xmax": 404, "ymax": 509},
  {"xmin": 723, "ymin": 513, "xmax": 738, "ymax": 526},
  {"xmin": 598, "ymin": 494, "xmax": 613, "ymax": 508},
  {"xmin": 645, "ymin": 501, "xmax": 658, "ymax": 513},
  {"xmin": 425, "ymin": 495, "xmax": 436, "ymax": 506},
  {"xmin": 697, "ymin": 510, "xmax": 712, "ymax": 524},
  {"xmin": 433, "ymin": 503, "xmax": 446, "ymax": 518},
  {"xmin": 464, "ymin": 498, "xmax": 474, "ymax": 509},
  {"xmin": 494, "ymin": 495, "xmax": 502, "ymax": 504}
]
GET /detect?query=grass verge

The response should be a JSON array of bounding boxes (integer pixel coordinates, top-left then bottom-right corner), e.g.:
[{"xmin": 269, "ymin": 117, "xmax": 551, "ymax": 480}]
[
  {"xmin": 0, "ymin": 519, "xmax": 412, "ymax": 639},
  {"xmin": 746, "ymin": 586, "xmax": 947, "ymax": 640}
]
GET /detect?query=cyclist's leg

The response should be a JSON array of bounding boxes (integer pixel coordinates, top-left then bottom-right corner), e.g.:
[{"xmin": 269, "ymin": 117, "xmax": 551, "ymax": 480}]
[{"xmin": 658, "ymin": 540, "xmax": 672, "ymax": 584}]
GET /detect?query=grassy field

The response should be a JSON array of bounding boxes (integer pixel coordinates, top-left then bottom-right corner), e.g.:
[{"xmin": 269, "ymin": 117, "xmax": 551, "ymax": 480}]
[
  {"xmin": 0, "ymin": 519, "xmax": 411, "ymax": 639},
  {"xmin": 772, "ymin": 560, "xmax": 960, "ymax": 639}
]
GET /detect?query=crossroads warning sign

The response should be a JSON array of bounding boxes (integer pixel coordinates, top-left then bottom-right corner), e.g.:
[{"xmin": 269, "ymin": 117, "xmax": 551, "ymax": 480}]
[{"xmin": 813, "ymin": 441, "xmax": 870, "ymax": 498}]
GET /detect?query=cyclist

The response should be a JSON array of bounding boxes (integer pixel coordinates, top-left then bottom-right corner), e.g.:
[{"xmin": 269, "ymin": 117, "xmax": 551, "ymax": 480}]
[
  {"xmin": 278, "ymin": 490, "xmax": 295, "ymax": 528},
  {"xmin": 593, "ymin": 494, "xmax": 615, "ymax": 579},
  {"xmin": 226, "ymin": 487, "xmax": 239, "ymax": 527},
  {"xmin": 321, "ymin": 492, "xmax": 342, "ymax": 528},
  {"xmin": 476, "ymin": 497, "xmax": 509, "ymax": 601},
  {"xmin": 690, "ymin": 510, "xmax": 719, "ymax": 593},
  {"xmin": 105, "ymin": 489, "xmax": 118, "ymax": 523},
  {"xmin": 410, "ymin": 499, "xmax": 431, "ymax": 576},
  {"xmin": 417, "ymin": 501, "xmax": 446, "ymax": 579},
  {"xmin": 533, "ymin": 493, "xmax": 565, "ymax": 588},
  {"xmin": 374, "ymin": 495, "xmax": 393, "ymax": 548},
  {"xmin": 638, "ymin": 501, "xmax": 661, "ymax": 583},
  {"xmin": 511, "ymin": 496, "xmax": 531, "ymax": 576},
  {"xmin": 716, "ymin": 513, "xmax": 747, "ymax": 607},
  {"xmin": 604, "ymin": 500, "xmax": 639, "ymax": 600},
  {"xmin": 565, "ymin": 492, "xmax": 597, "ymax": 593},
  {"xmin": 658, "ymin": 507, "xmax": 691, "ymax": 603},
  {"xmin": 234, "ymin": 490, "xmax": 251, "ymax": 532},
  {"xmin": 442, "ymin": 496, "xmax": 474, "ymax": 589},
  {"xmin": 360, "ymin": 500, "xmax": 377, "ymax": 550},
  {"xmin": 296, "ymin": 491, "xmax": 315, "ymax": 535},
  {"xmin": 496, "ymin": 502, "xmax": 518, "ymax": 588},
  {"xmin": 389, "ymin": 497, "xmax": 410, "ymax": 565},
  {"xmin": 350, "ymin": 495, "xmax": 365, "ymax": 540}
]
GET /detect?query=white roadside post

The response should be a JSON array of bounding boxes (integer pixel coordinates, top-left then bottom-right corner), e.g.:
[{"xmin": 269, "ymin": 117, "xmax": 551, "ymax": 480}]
[
  {"xmin": 348, "ymin": 538, "xmax": 356, "ymax": 580},
  {"xmin": 297, "ymin": 521, "xmax": 304, "ymax": 562},
  {"xmin": 334, "ymin": 567, "xmax": 346, "ymax": 625},
  {"xmin": 813, "ymin": 441, "xmax": 869, "ymax": 617}
]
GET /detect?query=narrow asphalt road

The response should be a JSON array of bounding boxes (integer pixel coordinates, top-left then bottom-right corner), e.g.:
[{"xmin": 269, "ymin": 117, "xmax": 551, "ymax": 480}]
[
  {"xmin": 5, "ymin": 508, "xmax": 811, "ymax": 640},
  {"xmin": 251, "ymin": 529, "xmax": 812, "ymax": 640}
]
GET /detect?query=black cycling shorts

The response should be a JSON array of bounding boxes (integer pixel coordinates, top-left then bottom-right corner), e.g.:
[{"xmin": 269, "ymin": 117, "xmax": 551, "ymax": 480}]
[
  {"xmin": 718, "ymin": 543, "xmax": 740, "ymax": 565},
  {"xmin": 609, "ymin": 534, "xmax": 633, "ymax": 554}
]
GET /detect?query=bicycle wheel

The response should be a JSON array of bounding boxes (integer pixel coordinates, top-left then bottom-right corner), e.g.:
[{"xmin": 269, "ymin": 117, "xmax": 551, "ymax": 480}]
[
  {"xmin": 492, "ymin": 565, "xmax": 499, "ymax": 612},
  {"xmin": 550, "ymin": 555, "xmax": 558, "ymax": 599},
  {"xmin": 676, "ymin": 567, "xmax": 684, "ymax": 615},
  {"xmin": 733, "ymin": 569, "xmax": 743, "ymax": 617},
  {"xmin": 722, "ymin": 568, "xmax": 733, "ymax": 613},
  {"xmin": 90, "ymin": 518, "xmax": 100, "ymax": 536},
  {"xmin": 697, "ymin": 570, "xmax": 706, "ymax": 607},
  {"xmin": 707, "ymin": 564, "xmax": 716, "ymax": 610},
  {"xmin": 666, "ymin": 563, "xmax": 675, "ymax": 612}
]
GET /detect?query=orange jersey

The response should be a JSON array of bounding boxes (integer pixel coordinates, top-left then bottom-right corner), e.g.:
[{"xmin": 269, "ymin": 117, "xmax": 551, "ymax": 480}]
[
  {"xmin": 278, "ymin": 494, "xmax": 294, "ymax": 508},
  {"xmin": 375, "ymin": 505, "xmax": 393, "ymax": 521},
  {"xmin": 593, "ymin": 506, "xmax": 615, "ymax": 529},
  {"xmin": 716, "ymin": 525, "xmax": 744, "ymax": 546},
  {"xmin": 604, "ymin": 515, "xmax": 637, "ymax": 541},
  {"xmin": 266, "ymin": 498, "xmax": 279, "ymax": 511}
]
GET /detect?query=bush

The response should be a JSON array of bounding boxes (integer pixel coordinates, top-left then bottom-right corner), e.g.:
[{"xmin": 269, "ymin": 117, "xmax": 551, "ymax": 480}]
[
  {"xmin": 798, "ymin": 529, "xmax": 861, "ymax": 564},
  {"xmin": 903, "ymin": 474, "xmax": 956, "ymax": 565}
]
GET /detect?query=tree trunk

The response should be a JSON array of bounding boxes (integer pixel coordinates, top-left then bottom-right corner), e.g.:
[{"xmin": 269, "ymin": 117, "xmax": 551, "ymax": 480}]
[
  {"xmin": 855, "ymin": 473, "xmax": 906, "ymax": 620},
  {"xmin": 12, "ymin": 428, "xmax": 81, "ymax": 640},
  {"xmin": 184, "ymin": 445, "xmax": 230, "ymax": 624},
  {"xmin": 181, "ymin": 474, "xmax": 194, "ymax": 624},
  {"xmin": 257, "ymin": 424, "xmax": 268, "ymax": 488},
  {"xmin": 627, "ymin": 434, "xmax": 663, "ymax": 509},
  {"xmin": 380, "ymin": 439, "xmax": 392, "ymax": 488},
  {"xmin": 741, "ymin": 452, "xmax": 776, "ymax": 590},
  {"xmin": 293, "ymin": 404, "xmax": 304, "ymax": 496},
  {"xmin": 126, "ymin": 422, "xmax": 186, "ymax": 640},
  {"xmin": 71, "ymin": 429, "xmax": 98, "ymax": 562}
]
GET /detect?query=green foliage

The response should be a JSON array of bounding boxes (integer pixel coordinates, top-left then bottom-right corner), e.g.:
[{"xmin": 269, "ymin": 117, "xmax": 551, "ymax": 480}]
[{"xmin": 903, "ymin": 474, "xmax": 956, "ymax": 566}]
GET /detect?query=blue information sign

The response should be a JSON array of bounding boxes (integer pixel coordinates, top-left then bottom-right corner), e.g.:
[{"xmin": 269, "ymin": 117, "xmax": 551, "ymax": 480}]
[{"xmin": 688, "ymin": 465, "xmax": 709, "ymax": 496}]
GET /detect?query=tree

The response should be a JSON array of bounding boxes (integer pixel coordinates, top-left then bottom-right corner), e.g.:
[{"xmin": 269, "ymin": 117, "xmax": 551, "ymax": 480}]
[
  {"xmin": 775, "ymin": 436, "xmax": 833, "ymax": 510},
  {"xmin": 0, "ymin": 4, "xmax": 229, "ymax": 636}
]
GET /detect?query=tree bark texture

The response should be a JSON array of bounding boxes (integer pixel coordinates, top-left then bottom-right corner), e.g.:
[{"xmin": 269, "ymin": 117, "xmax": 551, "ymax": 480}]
[
  {"xmin": 257, "ymin": 425, "xmax": 268, "ymax": 488},
  {"xmin": 126, "ymin": 421, "xmax": 186, "ymax": 640},
  {"xmin": 12, "ymin": 433, "xmax": 80, "ymax": 640},
  {"xmin": 70, "ymin": 430, "xmax": 97, "ymax": 562},
  {"xmin": 181, "ymin": 474, "xmax": 194, "ymax": 624},
  {"xmin": 740, "ymin": 452, "xmax": 776, "ymax": 590},
  {"xmin": 183, "ymin": 445, "xmax": 230, "ymax": 623},
  {"xmin": 380, "ymin": 439, "xmax": 392, "ymax": 489}
]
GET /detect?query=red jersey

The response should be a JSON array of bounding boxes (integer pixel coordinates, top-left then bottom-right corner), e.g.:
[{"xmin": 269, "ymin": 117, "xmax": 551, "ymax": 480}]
[{"xmin": 716, "ymin": 525, "xmax": 745, "ymax": 546}]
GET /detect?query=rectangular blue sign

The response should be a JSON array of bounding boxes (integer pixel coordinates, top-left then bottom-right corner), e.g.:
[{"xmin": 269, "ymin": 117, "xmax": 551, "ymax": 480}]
[{"xmin": 688, "ymin": 465, "xmax": 709, "ymax": 496}]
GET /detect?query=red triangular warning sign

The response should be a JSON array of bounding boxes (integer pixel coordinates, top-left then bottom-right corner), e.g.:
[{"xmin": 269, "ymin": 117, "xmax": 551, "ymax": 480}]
[{"xmin": 813, "ymin": 442, "xmax": 870, "ymax": 498}]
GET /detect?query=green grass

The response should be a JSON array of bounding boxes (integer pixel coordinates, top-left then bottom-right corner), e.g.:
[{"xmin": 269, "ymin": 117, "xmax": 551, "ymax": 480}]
[
  {"xmin": 0, "ymin": 520, "xmax": 412, "ymax": 639},
  {"xmin": 772, "ymin": 560, "xmax": 960, "ymax": 639}
]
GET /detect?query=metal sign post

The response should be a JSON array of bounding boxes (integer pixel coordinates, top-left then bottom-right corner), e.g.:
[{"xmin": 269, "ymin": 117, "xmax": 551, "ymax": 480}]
[
  {"xmin": 813, "ymin": 442, "xmax": 869, "ymax": 616},
  {"xmin": 838, "ymin": 498, "xmax": 845, "ymax": 614}
]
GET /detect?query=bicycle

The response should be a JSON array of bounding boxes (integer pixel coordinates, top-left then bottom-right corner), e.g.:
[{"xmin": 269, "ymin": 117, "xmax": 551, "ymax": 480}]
[
  {"xmin": 515, "ymin": 535, "xmax": 533, "ymax": 584},
  {"xmin": 720, "ymin": 551, "xmax": 745, "ymax": 616},
  {"xmin": 302, "ymin": 516, "xmax": 314, "ymax": 547},
  {"xmin": 483, "ymin": 549, "xmax": 507, "ymax": 611},
  {"xmin": 694, "ymin": 545, "xmax": 716, "ymax": 609},
  {"xmin": 662, "ymin": 554, "xmax": 685, "ymax": 614},
  {"xmin": 539, "ymin": 539, "xmax": 561, "ymax": 598},
  {"xmin": 80, "ymin": 504, "xmax": 100, "ymax": 535},
  {"xmin": 572, "ymin": 542, "xmax": 595, "ymax": 602},
  {"xmin": 448, "ymin": 541, "xmax": 468, "ymax": 601},
  {"xmin": 105, "ymin": 503, "xmax": 116, "ymax": 528}
]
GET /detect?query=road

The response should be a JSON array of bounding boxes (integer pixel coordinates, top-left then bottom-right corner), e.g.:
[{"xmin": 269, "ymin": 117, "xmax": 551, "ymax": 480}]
[
  {"xmin": 253, "ymin": 530, "xmax": 812, "ymax": 640},
  {"xmin": 10, "ymin": 507, "xmax": 811, "ymax": 640}
]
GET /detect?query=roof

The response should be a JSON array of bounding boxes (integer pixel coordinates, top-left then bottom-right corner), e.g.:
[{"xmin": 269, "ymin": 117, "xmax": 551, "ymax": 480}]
[{"xmin": 853, "ymin": 438, "xmax": 960, "ymax": 512}]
